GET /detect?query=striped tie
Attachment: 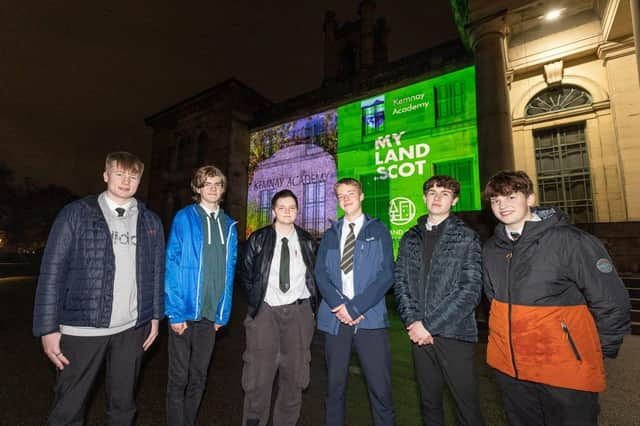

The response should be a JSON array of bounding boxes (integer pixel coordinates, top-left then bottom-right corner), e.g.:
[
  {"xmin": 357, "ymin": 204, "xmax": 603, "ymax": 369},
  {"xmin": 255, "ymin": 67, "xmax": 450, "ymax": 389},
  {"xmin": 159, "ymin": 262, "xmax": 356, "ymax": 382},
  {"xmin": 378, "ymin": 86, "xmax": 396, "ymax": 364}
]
[{"xmin": 340, "ymin": 223, "xmax": 356, "ymax": 274}]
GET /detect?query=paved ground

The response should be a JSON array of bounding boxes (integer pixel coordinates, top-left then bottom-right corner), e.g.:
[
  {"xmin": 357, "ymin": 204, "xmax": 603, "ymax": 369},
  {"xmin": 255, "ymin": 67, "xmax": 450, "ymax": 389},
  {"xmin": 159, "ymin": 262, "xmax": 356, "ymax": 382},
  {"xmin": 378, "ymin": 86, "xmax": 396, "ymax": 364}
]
[{"xmin": 1, "ymin": 276, "xmax": 638, "ymax": 425}]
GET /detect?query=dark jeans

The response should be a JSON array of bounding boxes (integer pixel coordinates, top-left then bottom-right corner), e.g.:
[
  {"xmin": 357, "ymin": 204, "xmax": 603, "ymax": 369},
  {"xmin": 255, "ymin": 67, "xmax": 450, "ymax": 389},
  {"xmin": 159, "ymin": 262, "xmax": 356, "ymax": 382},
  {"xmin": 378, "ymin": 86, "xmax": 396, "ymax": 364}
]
[
  {"xmin": 47, "ymin": 324, "xmax": 150, "ymax": 426},
  {"xmin": 242, "ymin": 300, "xmax": 315, "ymax": 426},
  {"xmin": 166, "ymin": 319, "xmax": 217, "ymax": 426},
  {"xmin": 324, "ymin": 323, "xmax": 396, "ymax": 426},
  {"xmin": 412, "ymin": 337, "xmax": 484, "ymax": 426},
  {"xmin": 494, "ymin": 369, "xmax": 599, "ymax": 426}
]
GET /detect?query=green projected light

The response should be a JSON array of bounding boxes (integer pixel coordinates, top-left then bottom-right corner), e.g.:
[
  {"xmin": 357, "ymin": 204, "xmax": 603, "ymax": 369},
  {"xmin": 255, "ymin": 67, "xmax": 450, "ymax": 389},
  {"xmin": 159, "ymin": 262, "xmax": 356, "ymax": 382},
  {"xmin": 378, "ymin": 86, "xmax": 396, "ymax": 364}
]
[{"xmin": 337, "ymin": 66, "xmax": 479, "ymax": 249}]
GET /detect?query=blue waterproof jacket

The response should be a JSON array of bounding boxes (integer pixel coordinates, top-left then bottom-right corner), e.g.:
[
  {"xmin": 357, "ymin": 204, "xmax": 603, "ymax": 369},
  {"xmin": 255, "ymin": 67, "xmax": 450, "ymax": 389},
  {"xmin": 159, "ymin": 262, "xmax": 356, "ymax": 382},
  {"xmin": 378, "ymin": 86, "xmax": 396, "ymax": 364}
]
[
  {"xmin": 32, "ymin": 195, "xmax": 165, "ymax": 337},
  {"xmin": 165, "ymin": 204, "xmax": 238, "ymax": 325},
  {"xmin": 314, "ymin": 215, "xmax": 395, "ymax": 335}
]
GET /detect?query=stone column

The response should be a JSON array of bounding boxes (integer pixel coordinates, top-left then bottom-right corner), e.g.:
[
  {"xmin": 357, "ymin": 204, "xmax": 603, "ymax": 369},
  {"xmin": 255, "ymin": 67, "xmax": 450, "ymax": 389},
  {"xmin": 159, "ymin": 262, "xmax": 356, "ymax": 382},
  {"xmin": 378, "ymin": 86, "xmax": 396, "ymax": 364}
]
[
  {"xmin": 467, "ymin": 11, "xmax": 514, "ymax": 187},
  {"xmin": 631, "ymin": 0, "xmax": 640, "ymax": 84}
]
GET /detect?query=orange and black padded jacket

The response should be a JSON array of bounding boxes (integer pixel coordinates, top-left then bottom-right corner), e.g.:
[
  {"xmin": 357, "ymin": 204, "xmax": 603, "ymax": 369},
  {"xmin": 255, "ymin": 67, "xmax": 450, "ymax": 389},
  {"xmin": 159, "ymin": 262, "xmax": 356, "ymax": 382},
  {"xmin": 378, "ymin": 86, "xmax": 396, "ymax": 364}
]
[{"xmin": 482, "ymin": 207, "xmax": 631, "ymax": 393}]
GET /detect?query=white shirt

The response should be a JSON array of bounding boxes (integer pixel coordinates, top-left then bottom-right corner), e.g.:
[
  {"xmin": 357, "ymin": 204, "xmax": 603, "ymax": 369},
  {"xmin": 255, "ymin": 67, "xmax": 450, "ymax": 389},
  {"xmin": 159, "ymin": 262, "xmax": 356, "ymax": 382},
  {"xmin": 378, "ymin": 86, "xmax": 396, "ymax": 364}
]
[
  {"xmin": 340, "ymin": 214, "xmax": 364, "ymax": 300},
  {"xmin": 104, "ymin": 194, "xmax": 131, "ymax": 217},
  {"xmin": 264, "ymin": 227, "xmax": 310, "ymax": 306}
]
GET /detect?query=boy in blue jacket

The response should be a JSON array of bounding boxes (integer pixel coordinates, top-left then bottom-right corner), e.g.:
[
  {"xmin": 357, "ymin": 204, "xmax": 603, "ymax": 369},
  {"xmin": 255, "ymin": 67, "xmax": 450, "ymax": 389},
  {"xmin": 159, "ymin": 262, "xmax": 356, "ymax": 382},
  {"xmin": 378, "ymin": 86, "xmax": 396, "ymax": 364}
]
[
  {"xmin": 164, "ymin": 165, "xmax": 238, "ymax": 426},
  {"xmin": 315, "ymin": 177, "xmax": 396, "ymax": 426}
]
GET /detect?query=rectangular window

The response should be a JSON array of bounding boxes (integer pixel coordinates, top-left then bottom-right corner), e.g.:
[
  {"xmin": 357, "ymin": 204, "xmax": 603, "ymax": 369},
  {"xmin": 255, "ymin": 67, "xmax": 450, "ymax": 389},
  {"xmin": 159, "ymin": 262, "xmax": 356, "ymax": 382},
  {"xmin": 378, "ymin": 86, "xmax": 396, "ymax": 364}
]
[
  {"xmin": 433, "ymin": 158, "xmax": 474, "ymax": 212},
  {"xmin": 361, "ymin": 101, "xmax": 385, "ymax": 136},
  {"xmin": 259, "ymin": 189, "xmax": 275, "ymax": 228},
  {"xmin": 360, "ymin": 173, "xmax": 390, "ymax": 223},
  {"xmin": 435, "ymin": 81, "xmax": 464, "ymax": 119},
  {"xmin": 303, "ymin": 182, "xmax": 326, "ymax": 237},
  {"xmin": 534, "ymin": 123, "xmax": 594, "ymax": 223}
]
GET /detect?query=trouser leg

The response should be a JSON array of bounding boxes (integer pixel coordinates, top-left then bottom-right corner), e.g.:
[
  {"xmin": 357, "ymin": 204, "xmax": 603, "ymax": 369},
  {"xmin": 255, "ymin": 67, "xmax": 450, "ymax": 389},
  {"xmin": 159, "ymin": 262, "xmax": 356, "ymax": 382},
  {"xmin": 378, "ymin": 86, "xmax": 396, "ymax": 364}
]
[
  {"xmin": 167, "ymin": 322, "xmax": 191, "ymax": 426},
  {"xmin": 242, "ymin": 306, "xmax": 279, "ymax": 426},
  {"xmin": 183, "ymin": 319, "xmax": 216, "ymax": 426},
  {"xmin": 494, "ymin": 369, "xmax": 545, "ymax": 426},
  {"xmin": 105, "ymin": 324, "xmax": 148, "ymax": 426},
  {"xmin": 272, "ymin": 301, "xmax": 315, "ymax": 426},
  {"xmin": 495, "ymin": 369, "xmax": 599, "ymax": 426},
  {"xmin": 354, "ymin": 328, "xmax": 396, "ymax": 426},
  {"xmin": 432, "ymin": 338, "xmax": 484, "ymax": 426},
  {"xmin": 412, "ymin": 344, "xmax": 445, "ymax": 426},
  {"xmin": 324, "ymin": 323, "xmax": 355, "ymax": 426},
  {"xmin": 540, "ymin": 382, "xmax": 599, "ymax": 426},
  {"xmin": 47, "ymin": 334, "xmax": 109, "ymax": 426}
]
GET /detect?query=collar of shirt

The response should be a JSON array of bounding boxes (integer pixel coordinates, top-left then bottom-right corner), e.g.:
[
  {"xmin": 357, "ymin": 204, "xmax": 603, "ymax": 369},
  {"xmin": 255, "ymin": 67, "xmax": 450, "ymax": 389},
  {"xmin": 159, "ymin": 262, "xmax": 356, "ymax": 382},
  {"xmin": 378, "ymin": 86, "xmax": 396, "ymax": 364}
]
[
  {"xmin": 505, "ymin": 212, "xmax": 542, "ymax": 240},
  {"xmin": 103, "ymin": 192, "xmax": 134, "ymax": 215},
  {"xmin": 275, "ymin": 226, "xmax": 297, "ymax": 243},
  {"xmin": 343, "ymin": 214, "xmax": 365, "ymax": 238},
  {"xmin": 426, "ymin": 221, "xmax": 439, "ymax": 231},
  {"xmin": 199, "ymin": 203, "xmax": 220, "ymax": 219}
]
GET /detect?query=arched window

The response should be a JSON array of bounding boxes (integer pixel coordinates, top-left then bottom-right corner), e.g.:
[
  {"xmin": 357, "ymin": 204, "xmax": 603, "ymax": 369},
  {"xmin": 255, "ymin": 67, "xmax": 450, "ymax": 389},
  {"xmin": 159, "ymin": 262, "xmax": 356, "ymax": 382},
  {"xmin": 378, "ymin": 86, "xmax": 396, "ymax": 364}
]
[{"xmin": 525, "ymin": 85, "xmax": 592, "ymax": 117}]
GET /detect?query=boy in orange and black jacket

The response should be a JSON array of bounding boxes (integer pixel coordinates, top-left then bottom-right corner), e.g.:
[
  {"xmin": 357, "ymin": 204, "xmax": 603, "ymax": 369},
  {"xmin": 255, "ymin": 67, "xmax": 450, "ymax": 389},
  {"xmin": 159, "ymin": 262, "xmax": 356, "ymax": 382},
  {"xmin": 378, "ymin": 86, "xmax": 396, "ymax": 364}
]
[{"xmin": 482, "ymin": 170, "xmax": 630, "ymax": 426}]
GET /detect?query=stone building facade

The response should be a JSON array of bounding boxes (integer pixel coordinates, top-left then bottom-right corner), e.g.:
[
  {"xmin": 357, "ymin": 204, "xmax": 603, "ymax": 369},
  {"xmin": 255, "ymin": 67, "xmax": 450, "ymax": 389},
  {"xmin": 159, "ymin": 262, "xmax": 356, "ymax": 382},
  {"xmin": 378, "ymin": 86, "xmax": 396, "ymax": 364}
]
[
  {"xmin": 454, "ymin": 0, "xmax": 640, "ymax": 222},
  {"xmin": 144, "ymin": 79, "xmax": 272, "ymax": 234},
  {"xmin": 145, "ymin": 2, "xmax": 472, "ymax": 238}
]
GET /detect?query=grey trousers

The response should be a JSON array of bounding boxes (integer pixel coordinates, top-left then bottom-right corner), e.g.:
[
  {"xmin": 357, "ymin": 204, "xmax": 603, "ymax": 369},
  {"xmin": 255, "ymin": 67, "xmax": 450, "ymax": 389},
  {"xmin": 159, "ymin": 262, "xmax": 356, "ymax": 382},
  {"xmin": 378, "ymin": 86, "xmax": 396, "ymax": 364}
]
[{"xmin": 241, "ymin": 299, "xmax": 315, "ymax": 426}]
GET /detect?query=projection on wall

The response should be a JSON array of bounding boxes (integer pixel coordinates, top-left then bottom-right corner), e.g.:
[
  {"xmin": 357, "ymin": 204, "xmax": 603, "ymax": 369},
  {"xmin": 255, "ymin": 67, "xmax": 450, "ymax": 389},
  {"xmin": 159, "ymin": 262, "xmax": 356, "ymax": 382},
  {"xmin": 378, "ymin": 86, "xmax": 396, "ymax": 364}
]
[{"xmin": 247, "ymin": 66, "xmax": 480, "ymax": 251}]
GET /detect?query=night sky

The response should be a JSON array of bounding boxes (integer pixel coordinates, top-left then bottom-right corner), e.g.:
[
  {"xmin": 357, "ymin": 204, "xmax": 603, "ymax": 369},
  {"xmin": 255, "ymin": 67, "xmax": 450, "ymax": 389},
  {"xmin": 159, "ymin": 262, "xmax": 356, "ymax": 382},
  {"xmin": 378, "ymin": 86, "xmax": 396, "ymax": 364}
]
[{"xmin": 1, "ymin": 0, "xmax": 458, "ymax": 197}]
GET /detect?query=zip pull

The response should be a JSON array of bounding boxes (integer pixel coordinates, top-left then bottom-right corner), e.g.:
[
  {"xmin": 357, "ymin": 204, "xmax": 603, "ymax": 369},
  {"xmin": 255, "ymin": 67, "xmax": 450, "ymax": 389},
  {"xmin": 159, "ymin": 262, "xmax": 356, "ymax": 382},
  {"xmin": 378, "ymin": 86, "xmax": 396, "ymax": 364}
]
[{"xmin": 561, "ymin": 321, "xmax": 582, "ymax": 361}]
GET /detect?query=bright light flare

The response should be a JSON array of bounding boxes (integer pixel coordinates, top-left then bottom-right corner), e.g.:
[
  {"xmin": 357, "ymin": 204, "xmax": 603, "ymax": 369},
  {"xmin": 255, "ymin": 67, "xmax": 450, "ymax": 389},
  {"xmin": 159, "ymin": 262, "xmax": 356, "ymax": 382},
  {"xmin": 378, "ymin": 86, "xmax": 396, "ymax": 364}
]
[{"xmin": 545, "ymin": 9, "xmax": 562, "ymax": 21}]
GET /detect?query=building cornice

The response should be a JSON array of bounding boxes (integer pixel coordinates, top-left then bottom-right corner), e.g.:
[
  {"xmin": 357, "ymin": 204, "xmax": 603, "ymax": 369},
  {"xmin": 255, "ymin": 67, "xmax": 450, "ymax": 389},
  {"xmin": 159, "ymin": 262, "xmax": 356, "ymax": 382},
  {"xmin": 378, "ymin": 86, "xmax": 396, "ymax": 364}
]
[{"xmin": 597, "ymin": 38, "xmax": 636, "ymax": 62}]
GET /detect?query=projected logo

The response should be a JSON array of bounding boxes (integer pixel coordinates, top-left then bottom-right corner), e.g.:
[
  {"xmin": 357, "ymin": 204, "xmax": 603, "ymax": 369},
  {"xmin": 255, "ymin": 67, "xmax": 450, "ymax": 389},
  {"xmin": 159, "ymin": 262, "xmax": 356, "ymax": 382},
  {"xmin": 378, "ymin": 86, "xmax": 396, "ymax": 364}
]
[{"xmin": 389, "ymin": 197, "xmax": 416, "ymax": 226}]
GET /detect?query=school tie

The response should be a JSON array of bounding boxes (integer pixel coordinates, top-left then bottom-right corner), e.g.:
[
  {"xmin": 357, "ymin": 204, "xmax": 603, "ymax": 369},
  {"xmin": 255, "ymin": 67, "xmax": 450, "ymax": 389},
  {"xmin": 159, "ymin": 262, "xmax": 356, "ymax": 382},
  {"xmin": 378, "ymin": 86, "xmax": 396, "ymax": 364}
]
[
  {"xmin": 279, "ymin": 237, "xmax": 290, "ymax": 293},
  {"xmin": 115, "ymin": 207, "xmax": 125, "ymax": 217},
  {"xmin": 340, "ymin": 223, "xmax": 356, "ymax": 274},
  {"xmin": 510, "ymin": 232, "xmax": 521, "ymax": 241}
]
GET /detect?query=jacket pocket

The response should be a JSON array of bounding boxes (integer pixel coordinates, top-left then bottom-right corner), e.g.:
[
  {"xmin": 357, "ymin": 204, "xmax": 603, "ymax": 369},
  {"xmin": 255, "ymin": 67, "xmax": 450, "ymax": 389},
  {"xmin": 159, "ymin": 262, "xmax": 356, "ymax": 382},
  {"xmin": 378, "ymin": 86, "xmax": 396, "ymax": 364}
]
[{"xmin": 561, "ymin": 321, "xmax": 582, "ymax": 361}]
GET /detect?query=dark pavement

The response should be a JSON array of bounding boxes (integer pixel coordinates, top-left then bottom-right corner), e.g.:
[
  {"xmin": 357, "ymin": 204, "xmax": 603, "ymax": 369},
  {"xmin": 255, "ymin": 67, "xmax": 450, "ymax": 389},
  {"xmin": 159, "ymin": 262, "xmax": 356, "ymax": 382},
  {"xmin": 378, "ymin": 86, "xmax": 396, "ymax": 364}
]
[
  {"xmin": 0, "ymin": 277, "xmax": 327, "ymax": 425},
  {"xmin": 2, "ymin": 275, "xmax": 639, "ymax": 425}
]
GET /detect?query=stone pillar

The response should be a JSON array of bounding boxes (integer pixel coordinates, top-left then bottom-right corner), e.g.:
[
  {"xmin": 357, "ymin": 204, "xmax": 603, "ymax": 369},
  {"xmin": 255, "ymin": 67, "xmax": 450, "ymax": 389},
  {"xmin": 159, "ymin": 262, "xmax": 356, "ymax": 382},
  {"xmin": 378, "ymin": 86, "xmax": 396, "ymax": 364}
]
[
  {"xmin": 631, "ymin": 0, "xmax": 640, "ymax": 84},
  {"xmin": 467, "ymin": 11, "xmax": 514, "ymax": 187}
]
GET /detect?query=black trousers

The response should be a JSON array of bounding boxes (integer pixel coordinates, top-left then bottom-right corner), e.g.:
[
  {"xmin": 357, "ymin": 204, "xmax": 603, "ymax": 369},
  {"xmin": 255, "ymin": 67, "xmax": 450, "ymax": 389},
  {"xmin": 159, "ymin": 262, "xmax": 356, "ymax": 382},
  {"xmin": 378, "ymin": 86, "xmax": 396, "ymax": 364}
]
[
  {"xmin": 166, "ymin": 319, "xmax": 217, "ymax": 426},
  {"xmin": 324, "ymin": 323, "xmax": 396, "ymax": 426},
  {"xmin": 47, "ymin": 324, "xmax": 150, "ymax": 426},
  {"xmin": 494, "ymin": 369, "xmax": 599, "ymax": 426},
  {"xmin": 242, "ymin": 300, "xmax": 316, "ymax": 426},
  {"xmin": 412, "ymin": 337, "xmax": 484, "ymax": 426}
]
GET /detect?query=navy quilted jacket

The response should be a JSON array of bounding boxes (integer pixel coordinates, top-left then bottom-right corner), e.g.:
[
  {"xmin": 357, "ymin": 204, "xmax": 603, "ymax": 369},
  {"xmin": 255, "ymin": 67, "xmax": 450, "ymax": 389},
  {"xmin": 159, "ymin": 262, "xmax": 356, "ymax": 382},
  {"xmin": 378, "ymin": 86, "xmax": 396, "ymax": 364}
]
[
  {"xmin": 33, "ymin": 195, "xmax": 165, "ymax": 336},
  {"xmin": 393, "ymin": 215, "xmax": 482, "ymax": 342}
]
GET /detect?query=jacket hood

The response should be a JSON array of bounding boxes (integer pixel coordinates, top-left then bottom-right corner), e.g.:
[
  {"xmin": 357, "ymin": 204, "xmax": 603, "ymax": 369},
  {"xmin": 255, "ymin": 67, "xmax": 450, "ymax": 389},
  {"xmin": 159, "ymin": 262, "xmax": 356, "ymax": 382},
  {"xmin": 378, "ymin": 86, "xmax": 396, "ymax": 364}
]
[{"xmin": 493, "ymin": 206, "xmax": 569, "ymax": 247}]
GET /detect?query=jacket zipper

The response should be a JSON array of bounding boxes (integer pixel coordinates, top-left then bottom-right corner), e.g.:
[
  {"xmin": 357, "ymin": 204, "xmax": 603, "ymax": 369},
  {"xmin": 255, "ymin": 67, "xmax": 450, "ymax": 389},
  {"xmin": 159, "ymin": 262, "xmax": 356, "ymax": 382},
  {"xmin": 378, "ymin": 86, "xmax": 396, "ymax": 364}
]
[
  {"xmin": 561, "ymin": 321, "xmax": 582, "ymax": 361},
  {"xmin": 195, "ymin": 207, "xmax": 204, "ymax": 320},
  {"xmin": 506, "ymin": 250, "xmax": 518, "ymax": 378},
  {"xmin": 218, "ymin": 220, "xmax": 237, "ymax": 323}
]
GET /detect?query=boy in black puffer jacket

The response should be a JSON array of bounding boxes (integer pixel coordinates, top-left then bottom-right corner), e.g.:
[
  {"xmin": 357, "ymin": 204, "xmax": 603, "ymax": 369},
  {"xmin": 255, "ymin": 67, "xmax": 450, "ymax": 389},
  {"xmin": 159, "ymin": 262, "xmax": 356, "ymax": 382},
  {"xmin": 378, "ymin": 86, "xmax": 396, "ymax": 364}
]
[{"xmin": 394, "ymin": 175, "xmax": 484, "ymax": 426}]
